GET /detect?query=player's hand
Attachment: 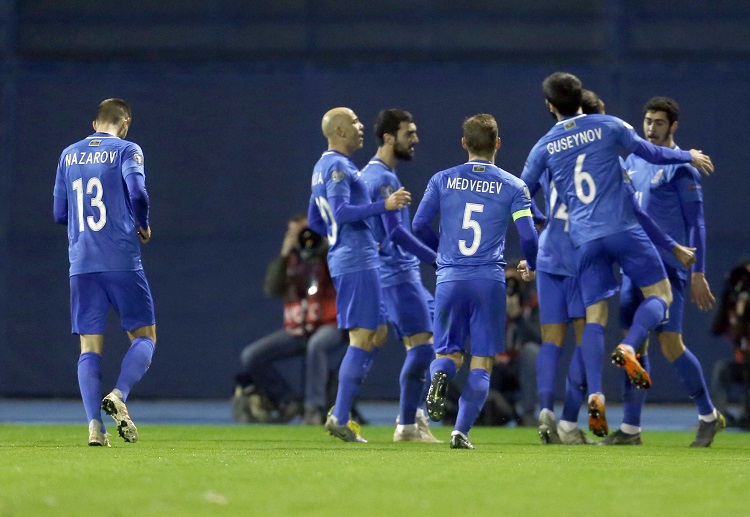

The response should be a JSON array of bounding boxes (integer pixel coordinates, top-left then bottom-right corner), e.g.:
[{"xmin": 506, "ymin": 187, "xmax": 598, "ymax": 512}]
[
  {"xmin": 138, "ymin": 226, "xmax": 152, "ymax": 243},
  {"xmin": 385, "ymin": 187, "xmax": 411, "ymax": 210},
  {"xmin": 517, "ymin": 260, "xmax": 536, "ymax": 282},
  {"xmin": 691, "ymin": 272, "xmax": 716, "ymax": 311},
  {"xmin": 672, "ymin": 244, "xmax": 696, "ymax": 269},
  {"xmin": 688, "ymin": 149, "xmax": 714, "ymax": 176}
]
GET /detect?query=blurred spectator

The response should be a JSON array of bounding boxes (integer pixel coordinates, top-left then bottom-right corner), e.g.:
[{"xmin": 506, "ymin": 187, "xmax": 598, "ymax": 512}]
[
  {"xmin": 710, "ymin": 260, "xmax": 750, "ymax": 428},
  {"xmin": 443, "ymin": 264, "xmax": 541, "ymax": 426},
  {"xmin": 232, "ymin": 214, "xmax": 347, "ymax": 425}
]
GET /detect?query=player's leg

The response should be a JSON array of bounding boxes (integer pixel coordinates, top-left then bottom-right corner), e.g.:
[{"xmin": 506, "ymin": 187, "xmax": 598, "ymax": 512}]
[
  {"xmin": 576, "ymin": 237, "xmax": 619, "ymax": 437},
  {"xmin": 614, "ymin": 228, "xmax": 672, "ymax": 389},
  {"xmin": 535, "ymin": 271, "xmax": 568, "ymax": 440},
  {"xmin": 657, "ymin": 274, "xmax": 725, "ymax": 446},
  {"xmin": 303, "ymin": 324, "xmax": 346, "ymax": 425},
  {"xmin": 427, "ymin": 280, "xmax": 468, "ymax": 423},
  {"xmin": 325, "ymin": 269, "xmax": 383, "ymax": 442},
  {"xmin": 601, "ymin": 275, "xmax": 648, "ymax": 445},
  {"xmin": 70, "ymin": 273, "xmax": 110, "ymax": 446},
  {"xmin": 451, "ymin": 279, "xmax": 506, "ymax": 449},
  {"xmin": 102, "ymin": 270, "xmax": 156, "ymax": 444},
  {"xmin": 384, "ymin": 281, "xmax": 435, "ymax": 431}
]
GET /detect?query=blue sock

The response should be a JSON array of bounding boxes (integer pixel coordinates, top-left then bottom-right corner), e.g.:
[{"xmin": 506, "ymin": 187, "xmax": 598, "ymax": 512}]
[
  {"xmin": 536, "ymin": 343, "xmax": 563, "ymax": 412},
  {"xmin": 622, "ymin": 354, "xmax": 650, "ymax": 427},
  {"xmin": 671, "ymin": 349, "xmax": 714, "ymax": 416},
  {"xmin": 429, "ymin": 356, "xmax": 458, "ymax": 381},
  {"xmin": 455, "ymin": 368, "xmax": 490, "ymax": 435},
  {"xmin": 622, "ymin": 296, "xmax": 667, "ymax": 348},
  {"xmin": 115, "ymin": 337, "xmax": 155, "ymax": 401},
  {"xmin": 561, "ymin": 346, "xmax": 586, "ymax": 423},
  {"xmin": 78, "ymin": 352, "xmax": 105, "ymax": 431},
  {"xmin": 333, "ymin": 346, "xmax": 372, "ymax": 423},
  {"xmin": 362, "ymin": 346, "xmax": 381, "ymax": 378},
  {"xmin": 580, "ymin": 323, "xmax": 604, "ymax": 395},
  {"xmin": 399, "ymin": 344, "xmax": 434, "ymax": 425}
]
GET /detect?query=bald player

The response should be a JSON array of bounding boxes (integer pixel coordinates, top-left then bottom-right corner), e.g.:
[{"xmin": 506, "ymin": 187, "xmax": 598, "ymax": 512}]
[{"xmin": 308, "ymin": 107, "xmax": 410, "ymax": 442}]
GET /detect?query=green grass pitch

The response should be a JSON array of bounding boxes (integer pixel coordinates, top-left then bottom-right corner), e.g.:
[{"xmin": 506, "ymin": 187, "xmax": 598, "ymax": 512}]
[{"xmin": 2, "ymin": 424, "xmax": 749, "ymax": 516}]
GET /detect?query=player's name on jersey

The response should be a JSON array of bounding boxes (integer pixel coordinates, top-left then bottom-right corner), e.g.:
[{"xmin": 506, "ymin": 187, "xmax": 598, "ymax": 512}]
[
  {"xmin": 64, "ymin": 150, "xmax": 118, "ymax": 167},
  {"xmin": 446, "ymin": 177, "xmax": 503, "ymax": 194},
  {"xmin": 546, "ymin": 128, "xmax": 602, "ymax": 155}
]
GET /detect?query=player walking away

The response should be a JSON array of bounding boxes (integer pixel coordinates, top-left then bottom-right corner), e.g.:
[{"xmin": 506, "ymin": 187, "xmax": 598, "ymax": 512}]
[
  {"xmin": 308, "ymin": 107, "xmax": 410, "ymax": 442},
  {"xmin": 413, "ymin": 114, "xmax": 539, "ymax": 449},
  {"xmin": 603, "ymin": 96, "xmax": 724, "ymax": 447},
  {"xmin": 53, "ymin": 99, "xmax": 156, "ymax": 446},
  {"xmin": 521, "ymin": 72, "xmax": 714, "ymax": 437},
  {"xmin": 361, "ymin": 109, "xmax": 441, "ymax": 443}
]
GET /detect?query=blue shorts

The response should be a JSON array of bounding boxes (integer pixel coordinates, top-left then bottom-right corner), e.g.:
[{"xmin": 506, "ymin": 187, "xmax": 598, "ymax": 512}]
[
  {"xmin": 70, "ymin": 270, "xmax": 155, "ymax": 334},
  {"xmin": 433, "ymin": 279, "xmax": 506, "ymax": 358},
  {"xmin": 620, "ymin": 265, "xmax": 684, "ymax": 333},
  {"xmin": 382, "ymin": 281, "xmax": 434, "ymax": 339},
  {"xmin": 576, "ymin": 227, "xmax": 667, "ymax": 307},
  {"xmin": 332, "ymin": 269, "xmax": 383, "ymax": 330},
  {"xmin": 536, "ymin": 270, "xmax": 585, "ymax": 325}
]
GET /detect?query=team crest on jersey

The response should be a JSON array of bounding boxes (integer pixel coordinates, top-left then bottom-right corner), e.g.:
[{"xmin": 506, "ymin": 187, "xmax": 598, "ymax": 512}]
[
  {"xmin": 380, "ymin": 185, "xmax": 395, "ymax": 198},
  {"xmin": 472, "ymin": 164, "xmax": 486, "ymax": 173},
  {"xmin": 651, "ymin": 169, "xmax": 664, "ymax": 184},
  {"xmin": 133, "ymin": 152, "xmax": 144, "ymax": 165},
  {"xmin": 523, "ymin": 186, "xmax": 531, "ymax": 201},
  {"xmin": 331, "ymin": 170, "xmax": 346, "ymax": 183},
  {"xmin": 564, "ymin": 121, "xmax": 577, "ymax": 130},
  {"xmin": 88, "ymin": 139, "xmax": 102, "ymax": 146}
]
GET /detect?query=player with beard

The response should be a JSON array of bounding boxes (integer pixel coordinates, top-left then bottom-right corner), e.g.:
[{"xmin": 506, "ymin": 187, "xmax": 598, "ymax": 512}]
[
  {"xmin": 603, "ymin": 96, "xmax": 723, "ymax": 447},
  {"xmin": 361, "ymin": 109, "xmax": 441, "ymax": 443}
]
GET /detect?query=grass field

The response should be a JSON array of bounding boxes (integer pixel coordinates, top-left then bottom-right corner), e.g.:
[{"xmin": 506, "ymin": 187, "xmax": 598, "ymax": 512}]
[{"xmin": 2, "ymin": 424, "xmax": 749, "ymax": 516}]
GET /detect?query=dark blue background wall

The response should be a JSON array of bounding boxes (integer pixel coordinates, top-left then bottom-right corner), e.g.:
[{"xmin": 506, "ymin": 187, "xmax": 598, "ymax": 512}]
[{"xmin": 1, "ymin": 1, "xmax": 748, "ymax": 402}]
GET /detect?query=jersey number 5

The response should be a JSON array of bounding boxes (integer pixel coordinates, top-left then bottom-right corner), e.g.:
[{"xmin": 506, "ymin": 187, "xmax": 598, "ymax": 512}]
[
  {"xmin": 72, "ymin": 177, "xmax": 107, "ymax": 232},
  {"xmin": 459, "ymin": 202, "xmax": 484, "ymax": 256}
]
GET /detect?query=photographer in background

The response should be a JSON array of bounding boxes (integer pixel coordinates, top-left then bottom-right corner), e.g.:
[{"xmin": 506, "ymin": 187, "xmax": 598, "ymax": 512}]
[
  {"xmin": 232, "ymin": 213, "xmax": 347, "ymax": 425},
  {"xmin": 710, "ymin": 260, "xmax": 750, "ymax": 428}
]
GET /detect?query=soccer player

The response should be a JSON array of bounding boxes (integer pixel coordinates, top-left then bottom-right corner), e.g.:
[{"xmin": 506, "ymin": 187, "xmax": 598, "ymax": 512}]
[
  {"xmin": 53, "ymin": 98, "xmax": 155, "ymax": 446},
  {"xmin": 534, "ymin": 89, "xmax": 695, "ymax": 444},
  {"xmin": 412, "ymin": 113, "xmax": 539, "ymax": 449},
  {"xmin": 308, "ymin": 107, "xmax": 410, "ymax": 442},
  {"xmin": 602, "ymin": 96, "xmax": 724, "ymax": 447},
  {"xmin": 521, "ymin": 72, "xmax": 714, "ymax": 437},
  {"xmin": 360, "ymin": 109, "xmax": 441, "ymax": 443}
]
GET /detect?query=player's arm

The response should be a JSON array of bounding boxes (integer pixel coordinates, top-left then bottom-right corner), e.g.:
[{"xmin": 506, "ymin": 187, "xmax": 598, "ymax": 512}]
[
  {"xmin": 675, "ymin": 169, "xmax": 715, "ymax": 310},
  {"xmin": 519, "ymin": 147, "xmax": 547, "ymax": 199},
  {"xmin": 513, "ymin": 212, "xmax": 538, "ymax": 282},
  {"xmin": 307, "ymin": 195, "xmax": 328, "ymax": 237},
  {"xmin": 382, "ymin": 211, "xmax": 437, "ymax": 264},
  {"xmin": 125, "ymin": 173, "xmax": 151, "ymax": 243},
  {"xmin": 53, "ymin": 195, "xmax": 67, "ymax": 225},
  {"xmin": 329, "ymin": 188, "xmax": 410, "ymax": 225},
  {"xmin": 624, "ymin": 129, "xmax": 713, "ymax": 175},
  {"xmin": 412, "ymin": 177, "xmax": 440, "ymax": 252},
  {"xmin": 53, "ymin": 160, "xmax": 68, "ymax": 225}
]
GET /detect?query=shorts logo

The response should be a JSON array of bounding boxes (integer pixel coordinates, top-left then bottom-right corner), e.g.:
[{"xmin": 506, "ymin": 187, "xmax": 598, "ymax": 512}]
[
  {"xmin": 331, "ymin": 170, "xmax": 345, "ymax": 183},
  {"xmin": 88, "ymin": 139, "xmax": 102, "ymax": 146},
  {"xmin": 380, "ymin": 185, "xmax": 394, "ymax": 198},
  {"xmin": 133, "ymin": 152, "xmax": 144, "ymax": 165},
  {"xmin": 472, "ymin": 165, "xmax": 486, "ymax": 172}
]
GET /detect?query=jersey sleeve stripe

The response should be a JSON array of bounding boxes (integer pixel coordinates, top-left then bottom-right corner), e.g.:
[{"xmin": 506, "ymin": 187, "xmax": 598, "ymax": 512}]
[{"xmin": 512, "ymin": 208, "xmax": 532, "ymax": 221}]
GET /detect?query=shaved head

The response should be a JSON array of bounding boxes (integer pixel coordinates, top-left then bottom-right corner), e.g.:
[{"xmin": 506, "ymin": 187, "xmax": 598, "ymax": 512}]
[
  {"xmin": 320, "ymin": 106, "xmax": 364, "ymax": 156},
  {"xmin": 321, "ymin": 107, "xmax": 356, "ymax": 138}
]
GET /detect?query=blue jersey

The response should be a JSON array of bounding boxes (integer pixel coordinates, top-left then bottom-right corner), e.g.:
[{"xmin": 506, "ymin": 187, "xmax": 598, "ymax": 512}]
[
  {"xmin": 521, "ymin": 114, "xmax": 690, "ymax": 247},
  {"xmin": 624, "ymin": 147, "xmax": 703, "ymax": 278},
  {"xmin": 536, "ymin": 170, "xmax": 578, "ymax": 277},
  {"xmin": 416, "ymin": 160, "xmax": 531, "ymax": 283},
  {"xmin": 310, "ymin": 150, "xmax": 379, "ymax": 277},
  {"xmin": 360, "ymin": 158, "xmax": 420, "ymax": 287},
  {"xmin": 53, "ymin": 132, "xmax": 146, "ymax": 276}
]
